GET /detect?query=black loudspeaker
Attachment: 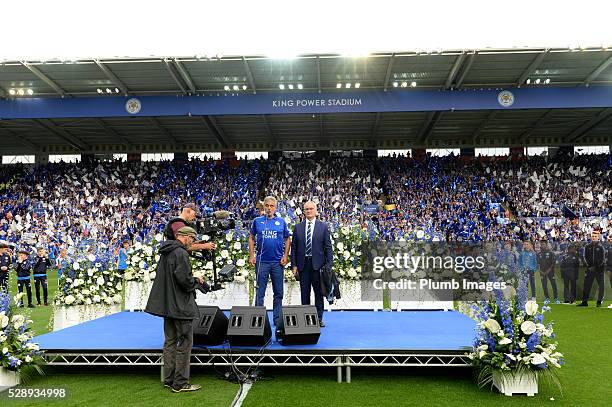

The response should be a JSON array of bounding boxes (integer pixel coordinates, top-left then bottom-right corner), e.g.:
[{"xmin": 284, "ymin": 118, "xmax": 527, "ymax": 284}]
[
  {"xmin": 193, "ymin": 306, "xmax": 228, "ymax": 346},
  {"xmin": 226, "ymin": 306, "xmax": 272, "ymax": 346},
  {"xmin": 276, "ymin": 305, "xmax": 321, "ymax": 345}
]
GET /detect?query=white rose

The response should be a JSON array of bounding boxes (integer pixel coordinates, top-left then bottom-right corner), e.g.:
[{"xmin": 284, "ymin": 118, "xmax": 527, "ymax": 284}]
[
  {"xmin": 521, "ymin": 321, "xmax": 537, "ymax": 335},
  {"xmin": 220, "ymin": 250, "xmax": 229, "ymax": 259},
  {"xmin": 155, "ymin": 255, "xmax": 160, "ymax": 262},
  {"xmin": 343, "ymin": 250, "xmax": 350, "ymax": 260},
  {"xmin": 531, "ymin": 353, "xmax": 546, "ymax": 365},
  {"xmin": 149, "ymin": 272, "xmax": 156, "ymax": 280},
  {"xmin": 144, "ymin": 246, "xmax": 153, "ymax": 257},
  {"xmin": 85, "ymin": 298, "xmax": 92, "ymax": 305},
  {"xmin": 1, "ymin": 347, "xmax": 8, "ymax": 354},
  {"xmin": 337, "ymin": 242, "xmax": 345, "ymax": 251},
  {"xmin": 73, "ymin": 262, "xmax": 80, "ymax": 270},
  {"xmin": 0, "ymin": 334, "xmax": 6, "ymax": 343},
  {"xmin": 25, "ymin": 355, "xmax": 33, "ymax": 363},
  {"xmin": 139, "ymin": 261, "xmax": 146, "ymax": 270},
  {"xmin": 236, "ymin": 258, "xmax": 246, "ymax": 267},
  {"xmin": 18, "ymin": 334, "xmax": 29, "ymax": 342},
  {"xmin": 65, "ymin": 295, "xmax": 76, "ymax": 305},
  {"xmin": 234, "ymin": 275, "xmax": 246, "ymax": 284},
  {"xmin": 525, "ymin": 300, "xmax": 538, "ymax": 316},
  {"xmin": 132, "ymin": 255, "xmax": 141, "ymax": 263},
  {"xmin": 205, "ymin": 262, "xmax": 213, "ymax": 270},
  {"xmin": 87, "ymin": 269, "xmax": 94, "ymax": 277},
  {"xmin": 499, "ymin": 337, "xmax": 512, "ymax": 345},
  {"xmin": 483, "ymin": 319, "xmax": 501, "ymax": 334},
  {"xmin": 233, "ymin": 242, "xmax": 241, "ymax": 250},
  {"xmin": 134, "ymin": 242, "xmax": 142, "ymax": 250},
  {"xmin": 93, "ymin": 295, "xmax": 101, "ymax": 303},
  {"xmin": 87, "ymin": 254, "xmax": 96, "ymax": 262},
  {"xmin": 155, "ymin": 233, "xmax": 163, "ymax": 242},
  {"xmin": 97, "ymin": 276, "xmax": 105, "ymax": 286},
  {"xmin": 14, "ymin": 292, "xmax": 26, "ymax": 304},
  {"xmin": 0, "ymin": 313, "xmax": 9, "ymax": 329},
  {"xmin": 477, "ymin": 344, "xmax": 488, "ymax": 351},
  {"xmin": 348, "ymin": 268, "xmax": 357, "ymax": 278},
  {"xmin": 26, "ymin": 343, "xmax": 39, "ymax": 351},
  {"xmin": 113, "ymin": 294, "xmax": 122, "ymax": 304}
]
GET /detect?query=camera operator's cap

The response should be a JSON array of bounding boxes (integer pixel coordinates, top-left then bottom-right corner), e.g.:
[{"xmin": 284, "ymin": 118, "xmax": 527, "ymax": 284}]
[
  {"xmin": 177, "ymin": 226, "xmax": 197, "ymax": 237},
  {"xmin": 183, "ymin": 203, "xmax": 200, "ymax": 216}
]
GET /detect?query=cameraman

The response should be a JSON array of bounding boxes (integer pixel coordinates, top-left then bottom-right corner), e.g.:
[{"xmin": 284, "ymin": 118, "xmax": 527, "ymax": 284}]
[
  {"xmin": 164, "ymin": 203, "xmax": 216, "ymax": 252},
  {"xmin": 145, "ymin": 226, "xmax": 204, "ymax": 393}
]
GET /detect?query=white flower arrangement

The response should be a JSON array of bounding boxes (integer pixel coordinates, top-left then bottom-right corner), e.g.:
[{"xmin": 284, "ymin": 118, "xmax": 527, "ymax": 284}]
[
  {"xmin": 124, "ymin": 242, "xmax": 159, "ymax": 282},
  {"xmin": 468, "ymin": 282, "xmax": 564, "ymax": 392},
  {"xmin": 54, "ymin": 256, "xmax": 123, "ymax": 307},
  {"xmin": 330, "ymin": 224, "xmax": 363, "ymax": 281},
  {"xmin": 0, "ymin": 291, "xmax": 43, "ymax": 372}
]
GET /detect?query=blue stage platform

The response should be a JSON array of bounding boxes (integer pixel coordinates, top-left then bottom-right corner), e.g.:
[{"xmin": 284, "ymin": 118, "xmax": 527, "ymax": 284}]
[{"xmin": 35, "ymin": 310, "xmax": 476, "ymax": 382}]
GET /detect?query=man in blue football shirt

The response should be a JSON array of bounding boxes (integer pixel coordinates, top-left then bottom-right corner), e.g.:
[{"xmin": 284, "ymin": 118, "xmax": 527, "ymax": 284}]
[{"xmin": 249, "ymin": 196, "xmax": 291, "ymax": 326}]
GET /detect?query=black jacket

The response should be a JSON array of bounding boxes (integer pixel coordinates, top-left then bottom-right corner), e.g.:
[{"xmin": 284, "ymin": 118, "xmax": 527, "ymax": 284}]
[
  {"xmin": 320, "ymin": 265, "xmax": 341, "ymax": 304},
  {"xmin": 145, "ymin": 240, "xmax": 198, "ymax": 320},
  {"xmin": 582, "ymin": 242, "xmax": 606, "ymax": 270},
  {"xmin": 33, "ymin": 256, "xmax": 52, "ymax": 277},
  {"xmin": 16, "ymin": 260, "xmax": 32, "ymax": 279}
]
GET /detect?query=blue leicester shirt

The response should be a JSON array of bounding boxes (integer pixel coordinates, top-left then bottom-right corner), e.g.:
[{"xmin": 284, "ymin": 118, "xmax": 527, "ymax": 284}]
[
  {"xmin": 250, "ymin": 215, "xmax": 291, "ymax": 263},
  {"xmin": 118, "ymin": 248, "xmax": 129, "ymax": 270}
]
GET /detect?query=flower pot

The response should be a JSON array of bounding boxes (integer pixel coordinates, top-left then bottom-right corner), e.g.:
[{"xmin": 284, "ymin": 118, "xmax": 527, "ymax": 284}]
[
  {"xmin": 125, "ymin": 280, "xmax": 153, "ymax": 311},
  {"xmin": 0, "ymin": 366, "xmax": 20, "ymax": 390},
  {"xmin": 492, "ymin": 370, "xmax": 538, "ymax": 396}
]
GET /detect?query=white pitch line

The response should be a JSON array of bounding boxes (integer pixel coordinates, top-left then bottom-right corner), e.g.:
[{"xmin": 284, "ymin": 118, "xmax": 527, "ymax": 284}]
[{"xmin": 230, "ymin": 382, "xmax": 253, "ymax": 407}]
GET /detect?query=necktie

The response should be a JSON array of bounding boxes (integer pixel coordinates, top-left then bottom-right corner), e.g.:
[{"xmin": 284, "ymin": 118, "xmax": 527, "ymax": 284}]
[{"xmin": 306, "ymin": 221, "xmax": 313, "ymax": 256}]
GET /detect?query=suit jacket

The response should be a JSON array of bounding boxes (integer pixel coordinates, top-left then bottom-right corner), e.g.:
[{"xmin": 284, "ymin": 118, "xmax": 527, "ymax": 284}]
[{"xmin": 291, "ymin": 219, "xmax": 333, "ymax": 271}]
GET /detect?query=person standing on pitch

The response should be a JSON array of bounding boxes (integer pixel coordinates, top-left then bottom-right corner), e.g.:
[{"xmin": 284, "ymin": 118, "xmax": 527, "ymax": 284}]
[
  {"xmin": 33, "ymin": 247, "xmax": 52, "ymax": 306},
  {"xmin": 145, "ymin": 226, "xmax": 204, "ymax": 393},
  {"xmin": 16, "ymin": 248, "xmax": 34, "ymax": 308},
  {"xmin": 0, "ymin": 242, "xmax": 11, "ymax": 291},
  {"xmin": 291, "ymin": 201, "xmax": 333, "ymax": 327},
  {"xmin": 559, "ymin": 244, "xmax": 580, "ymax": 304},
  {"xmin": 537, "ymin": 240, "xmax": 560, "ymax": 303},
  {"xmin": 249, "ymin": 196, "xmax": 291, "ymax": 327},
  {"xmin": 578, "ymin": 230, "xmax": 606, "ymax": 307}
]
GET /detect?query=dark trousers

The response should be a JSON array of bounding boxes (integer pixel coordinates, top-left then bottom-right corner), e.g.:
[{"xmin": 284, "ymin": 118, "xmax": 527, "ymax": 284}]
[
  {"xmin": 540, "ymin": 271, "xmax": 558, "ymax": 299},
  {"xmin": 163, "ymin": 317, "xmax": 193, "ymax": 388},
  {"xmin": 582, "ymin": 268, "xmax": 605, "ymax": 303},
  {"xmin": 17, "ymin": 280, "xmax": 33, "ymax": 306},
  {"xmin": 299, "ymin": 257, "xmax": 324, "ymax": 321},
  {"xmin": 0, "ymin": 272, "xmax": 8, "ymax": 291},
  {"xmin": 526, "ymin": 270, "xmax": 536, "ymax": 298},
  {"xmin": 561, "ymin": 269, "xmax": 577, "ymax": 303},
  {"xmin": 34, "ymin": 276, "xmax": 48, "ymax": 305}
]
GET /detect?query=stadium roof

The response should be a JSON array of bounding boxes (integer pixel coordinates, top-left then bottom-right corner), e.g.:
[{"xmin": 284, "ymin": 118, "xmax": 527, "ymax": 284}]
[{"xmin": 1, "ymin": 48, "xmax": 612, "ymax": 154}]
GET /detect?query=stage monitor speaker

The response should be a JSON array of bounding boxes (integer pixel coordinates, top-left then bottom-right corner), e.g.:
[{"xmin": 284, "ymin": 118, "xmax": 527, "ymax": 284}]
[
  {"xmin": 276, "ymin": 305, "xmax": 320, "ymax": 345},
  {"xmin": 227, "ymin": 306, "xmax": 271, "ymax": 346},
  {"xmin": 193, "ymin": 306, "xmax": 228, "ymax": 346}
]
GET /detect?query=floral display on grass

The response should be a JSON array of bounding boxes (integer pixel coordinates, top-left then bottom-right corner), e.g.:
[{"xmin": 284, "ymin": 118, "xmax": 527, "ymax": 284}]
[
  {"xmin": 0, "ymin": 290, "xmax": 43, "ymax": 372},
  {"xmin": 468, "ymin": 275, "xmax": 564, "ymax": 391}
]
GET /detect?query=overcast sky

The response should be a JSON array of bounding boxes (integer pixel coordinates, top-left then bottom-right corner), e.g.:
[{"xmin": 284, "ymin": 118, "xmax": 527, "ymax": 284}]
[{"xmin": 2, "ymin": 0, "xmax": 611, "ymax": 60}]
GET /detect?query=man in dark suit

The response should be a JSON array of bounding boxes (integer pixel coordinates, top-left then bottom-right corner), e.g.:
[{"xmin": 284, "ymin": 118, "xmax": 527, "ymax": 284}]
[
  {"xmin": 291, "ymin": 201, "xmax": 333, "ymax": 327},
  {"xmin": 578, "ymin": 230, "xmax": 606, "ymax": 307}
]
